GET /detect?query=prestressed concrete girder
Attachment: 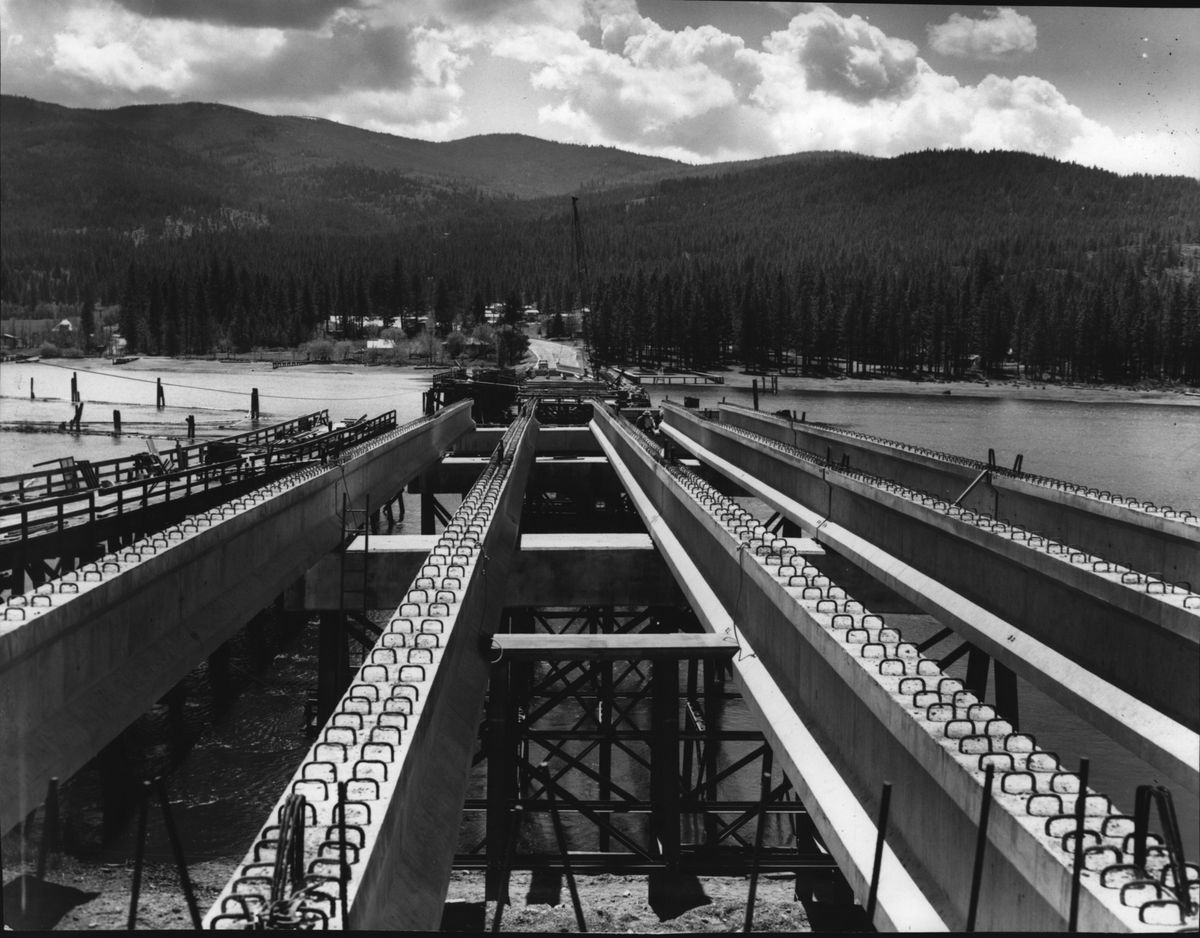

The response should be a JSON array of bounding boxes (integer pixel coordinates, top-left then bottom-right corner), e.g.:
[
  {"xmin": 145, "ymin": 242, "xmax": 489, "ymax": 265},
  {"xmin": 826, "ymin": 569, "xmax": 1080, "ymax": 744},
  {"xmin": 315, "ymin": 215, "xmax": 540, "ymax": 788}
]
[
  {"xmin": 205, "ymin": 413, "xmax": 538, "ymax": 931},
  {"xmin": 0, "ymin": 402, "xmax": 475, "ymax": 836},
  {"xmin": 665, "ymin": 404, "xmax": 1200, "ymax": 733},
  {"xmin": 590, "ymin": 408, "xmax": 947, "ymax": 933},
  {"xmin": 657, "ymin": 418, "xmax": 1198, "ymax": 798},
  {"xmin": 719, "ymin": 404, "xmax": 1200, "ymax": 588},
  {"xmin": 595, "ymin": 407, "xmax": 1180, "ymax": 932}
]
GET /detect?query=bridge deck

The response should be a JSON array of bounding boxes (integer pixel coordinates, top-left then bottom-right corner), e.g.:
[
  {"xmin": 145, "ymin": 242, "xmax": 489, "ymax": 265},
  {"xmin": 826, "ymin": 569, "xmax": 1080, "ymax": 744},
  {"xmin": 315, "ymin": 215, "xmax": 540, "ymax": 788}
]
[{"xmin": 6, "ymin": 395, "xmax": 1197, "ymax": 932}]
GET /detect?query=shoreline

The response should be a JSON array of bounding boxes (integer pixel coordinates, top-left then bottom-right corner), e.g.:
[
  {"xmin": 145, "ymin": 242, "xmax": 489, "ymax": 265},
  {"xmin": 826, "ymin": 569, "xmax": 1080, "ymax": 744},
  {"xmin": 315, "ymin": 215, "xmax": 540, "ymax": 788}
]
[
  {"xmin": 640, "ymin": 369, "xmax": 1200, "ymax": 407},
  {"xmin": 24, "ymin": 351, "xmax": 1200, "ymax": 407}
]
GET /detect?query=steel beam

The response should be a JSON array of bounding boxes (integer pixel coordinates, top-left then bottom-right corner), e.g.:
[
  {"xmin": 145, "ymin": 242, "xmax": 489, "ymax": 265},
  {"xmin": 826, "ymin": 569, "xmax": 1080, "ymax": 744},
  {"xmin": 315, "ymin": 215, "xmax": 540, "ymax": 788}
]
[
  {"xmin": 0, "ymin": 402, "xmax": 475, "ymax": 836},
  {"xmin": 491, "ymin": 632, "xmax": 737, "ymax": 661}
]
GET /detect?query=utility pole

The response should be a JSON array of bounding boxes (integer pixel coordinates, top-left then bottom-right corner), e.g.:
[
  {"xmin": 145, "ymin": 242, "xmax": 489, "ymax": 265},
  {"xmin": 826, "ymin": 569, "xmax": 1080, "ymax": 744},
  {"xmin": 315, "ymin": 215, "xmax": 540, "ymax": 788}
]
[{"xmin": 572, "ymin": 196, "xmax": 593, "ymax": 369}]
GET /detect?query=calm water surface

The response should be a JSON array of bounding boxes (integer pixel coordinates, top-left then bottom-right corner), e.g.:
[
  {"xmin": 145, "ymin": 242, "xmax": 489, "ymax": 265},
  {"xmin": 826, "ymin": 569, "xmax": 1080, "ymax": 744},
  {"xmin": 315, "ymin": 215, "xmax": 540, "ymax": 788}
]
[
  {"xmin": 663, "ymin": 383, "xmax": 1200, "ymax": 512},
  {"xmin": 0, "ymin": 358, "xmax": 430, "ymax": 475}
]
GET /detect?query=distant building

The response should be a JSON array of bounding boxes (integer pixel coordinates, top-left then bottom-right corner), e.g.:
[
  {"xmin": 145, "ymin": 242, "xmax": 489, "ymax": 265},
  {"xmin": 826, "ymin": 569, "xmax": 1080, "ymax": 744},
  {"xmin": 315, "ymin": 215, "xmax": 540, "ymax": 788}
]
[{"xmin": 367, "ymin": 338, "xmax": 395, "ymax": 350}]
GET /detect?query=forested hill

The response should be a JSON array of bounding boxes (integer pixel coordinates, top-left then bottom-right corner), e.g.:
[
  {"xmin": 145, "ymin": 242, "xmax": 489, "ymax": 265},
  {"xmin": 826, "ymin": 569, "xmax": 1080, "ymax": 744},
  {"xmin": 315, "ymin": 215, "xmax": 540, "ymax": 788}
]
[
  {"xmin": 525, "ymin": 150, "xmax": 1200, "ymax": 383},
  {"xmin": 3, "ymin": 95, "xmax": 1198, "ymax": 384},
  {"xmin": 0, "ymin": 95, "xmax": 685, "ymax": 230}
]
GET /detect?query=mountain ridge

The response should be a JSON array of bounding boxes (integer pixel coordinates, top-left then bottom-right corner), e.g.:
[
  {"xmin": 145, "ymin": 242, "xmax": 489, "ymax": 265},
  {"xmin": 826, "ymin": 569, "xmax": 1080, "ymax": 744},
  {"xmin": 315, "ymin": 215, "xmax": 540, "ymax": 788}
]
[{"xmin": 0, "ymin": 95, "xmax": 863, "ymax": 231}]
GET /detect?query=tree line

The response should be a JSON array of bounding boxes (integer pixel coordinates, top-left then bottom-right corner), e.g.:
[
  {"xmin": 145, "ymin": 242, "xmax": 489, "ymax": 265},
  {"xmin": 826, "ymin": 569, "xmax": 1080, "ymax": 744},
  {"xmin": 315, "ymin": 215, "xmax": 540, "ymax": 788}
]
[{"xmin": 2, "ymin": 149, "xmax": 1197, "ymax": 383}]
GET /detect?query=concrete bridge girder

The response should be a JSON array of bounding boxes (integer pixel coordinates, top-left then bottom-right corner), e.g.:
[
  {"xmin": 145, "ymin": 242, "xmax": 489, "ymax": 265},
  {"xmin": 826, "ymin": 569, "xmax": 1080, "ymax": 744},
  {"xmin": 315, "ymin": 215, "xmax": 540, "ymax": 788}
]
[
  {"xmin": 593, "ymin": 405, "xmax": 1186, "ymax": 932},
  {"xmin": 656, "ymin": 413, "xmax": 1199, "ymax": 802},
  {"xmin": 590, "ymin": 409, "xmax": 946, "ymax": 933},
  {"xmin": 205, "ymin": 415, "xmax": 539, "ymax": 931},
  {"xmin": 663, "ymin": 405, "xmax": 1200, "ymax": 737},
  {"xmin": 0, "ymin": 403, "xmax": 475, "ymax": 836},
  {"xmin": 719, "ymin": 404, "xmax": 1200, "ymax": 589}
]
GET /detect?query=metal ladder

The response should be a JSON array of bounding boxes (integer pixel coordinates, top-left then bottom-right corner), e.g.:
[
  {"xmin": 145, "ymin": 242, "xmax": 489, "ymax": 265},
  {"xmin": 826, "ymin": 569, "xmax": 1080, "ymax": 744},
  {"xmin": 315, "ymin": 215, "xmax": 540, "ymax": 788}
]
[
  {"xmin": 339, "ymin": 492, "xmax": 370, "ymax": 617},
  {"xmin": 339, "ymin": 493, "xmax": 378, "ymax": 670}
]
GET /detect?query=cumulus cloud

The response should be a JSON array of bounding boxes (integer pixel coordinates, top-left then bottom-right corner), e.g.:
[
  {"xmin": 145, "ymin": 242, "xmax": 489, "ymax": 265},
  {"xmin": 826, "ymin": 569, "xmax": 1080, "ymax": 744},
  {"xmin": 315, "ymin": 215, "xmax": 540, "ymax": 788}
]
[
  {"xmin": 764, "ymin": 6, "xmax": 922, "ymax": 103},
  {"xmin": 928, "ymin": 8, "xmax": 1037, "ymax": 61},
  {"xmin": 0, "ymin": 0, "xmax": 473, "ymax": 137},
  {"xmin": 497, "ymin": 2, "xmax": 772, "ymax": 160},
  {"xmin": 191, "ymin": 18, "xmax": 420, "ymax": 100},
  {"xmin": 439, "ymin": 0, "xmax": 587, "ymax": 31},
  {"xmin": 110, "ymin": 0, "xmax": 360, "ymax": 30},
  {"xmin": 0, "ymin": 0, "xmax": 1190, "ymax": 176}
]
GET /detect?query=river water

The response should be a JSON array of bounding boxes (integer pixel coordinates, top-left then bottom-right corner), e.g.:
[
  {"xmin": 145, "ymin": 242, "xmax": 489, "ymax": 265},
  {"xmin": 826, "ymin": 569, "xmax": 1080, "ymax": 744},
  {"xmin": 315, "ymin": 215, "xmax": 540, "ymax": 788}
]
[
  {"xmin": 3, "ymin": 359, "xmax": 1196, "ymax": 867},
  {"xmin": 0, "ymin": 358, "xmax": 432, "ymax": 475}
]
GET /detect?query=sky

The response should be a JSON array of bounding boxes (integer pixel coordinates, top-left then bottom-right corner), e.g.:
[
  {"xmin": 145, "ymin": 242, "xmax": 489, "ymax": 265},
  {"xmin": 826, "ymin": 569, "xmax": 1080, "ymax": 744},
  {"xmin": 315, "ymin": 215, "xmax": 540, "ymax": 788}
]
[{"xmin": 1, "ymin": 0, "xmax": 1196, "ymax": 177}]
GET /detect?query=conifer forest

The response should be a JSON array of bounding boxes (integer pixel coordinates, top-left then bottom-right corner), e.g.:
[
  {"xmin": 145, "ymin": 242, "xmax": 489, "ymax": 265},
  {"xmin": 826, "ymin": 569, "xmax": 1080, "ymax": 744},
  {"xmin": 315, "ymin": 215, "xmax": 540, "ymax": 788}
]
[{"xmin": 3, "ymin": 106, "xmax": 1198, "ymax": 386}]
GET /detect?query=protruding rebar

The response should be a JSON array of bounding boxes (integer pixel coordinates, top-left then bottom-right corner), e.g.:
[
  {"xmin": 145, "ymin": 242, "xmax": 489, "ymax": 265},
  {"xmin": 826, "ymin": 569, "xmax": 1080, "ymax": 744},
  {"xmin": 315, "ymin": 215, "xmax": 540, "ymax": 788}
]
[{"xmin": 865, "ymin": 781, "xmax": 892, "ymax": 925}]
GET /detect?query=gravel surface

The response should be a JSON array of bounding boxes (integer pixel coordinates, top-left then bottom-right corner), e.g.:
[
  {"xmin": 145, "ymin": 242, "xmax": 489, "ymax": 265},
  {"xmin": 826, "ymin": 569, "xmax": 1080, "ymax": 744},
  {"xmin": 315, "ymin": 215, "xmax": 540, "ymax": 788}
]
[{"xmin": 2, "ymin": 844, "xmax": 812, "ymax": 932}]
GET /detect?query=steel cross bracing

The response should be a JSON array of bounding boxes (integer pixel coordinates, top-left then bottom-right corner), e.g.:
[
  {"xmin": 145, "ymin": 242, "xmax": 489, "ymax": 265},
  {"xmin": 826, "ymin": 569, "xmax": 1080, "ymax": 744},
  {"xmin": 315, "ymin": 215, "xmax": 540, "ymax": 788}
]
[
  {"xmin": 592, "ymin": 403, "xmax": 1198, "ymax": 932},
  {"xmin": 455, "ymin": 608, "xmax": 845, "ymax": 872},
  {"xmin": 464, "ymin": 606, "xmax": 866, "ymax": 930},
  {"xmin": 657, "ymin": 402, "xmax": 1200, "ymax": 796},
  {"xmin": 203, "ymin": 412, "xmax": 538, "ymax": 931}
]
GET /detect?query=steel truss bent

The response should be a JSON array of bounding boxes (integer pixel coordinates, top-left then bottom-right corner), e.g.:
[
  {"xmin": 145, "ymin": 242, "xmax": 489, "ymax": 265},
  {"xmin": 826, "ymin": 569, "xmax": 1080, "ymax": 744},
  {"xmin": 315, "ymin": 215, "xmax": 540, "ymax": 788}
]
[{"xmin": 460, "ymin": 605, "xmax": 865, "ymax": 928}]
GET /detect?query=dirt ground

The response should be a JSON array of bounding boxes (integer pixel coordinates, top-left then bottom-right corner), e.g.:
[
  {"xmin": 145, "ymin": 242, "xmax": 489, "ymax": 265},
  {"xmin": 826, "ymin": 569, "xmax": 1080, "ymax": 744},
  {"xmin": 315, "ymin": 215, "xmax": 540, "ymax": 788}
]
[
  {"xmin": 2, "ymin": 845, "xmax": 812, "ymax": 932},
  {"xmin": 444, "ymin": 869, "xmax": 811, "ymax": 933}
]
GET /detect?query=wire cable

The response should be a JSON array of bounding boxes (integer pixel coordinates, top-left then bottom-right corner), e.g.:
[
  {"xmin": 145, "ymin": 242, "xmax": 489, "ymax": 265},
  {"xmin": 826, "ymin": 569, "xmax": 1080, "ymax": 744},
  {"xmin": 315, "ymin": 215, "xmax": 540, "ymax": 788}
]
[{"xmin": 25, "ymin": 358, "xmax": 407, "ymax": 402}]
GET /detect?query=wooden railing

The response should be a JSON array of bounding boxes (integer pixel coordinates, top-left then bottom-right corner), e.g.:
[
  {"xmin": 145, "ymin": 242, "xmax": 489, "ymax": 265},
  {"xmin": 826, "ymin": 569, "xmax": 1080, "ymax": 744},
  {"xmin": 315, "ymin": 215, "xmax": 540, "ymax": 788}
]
[
  {"xmin": 0, "ymin": 411, "xmax": 396, "ymax": 546},
  {"xmin": 0, "ymin": 411, "xmax": 329, "ymax": 502}
]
